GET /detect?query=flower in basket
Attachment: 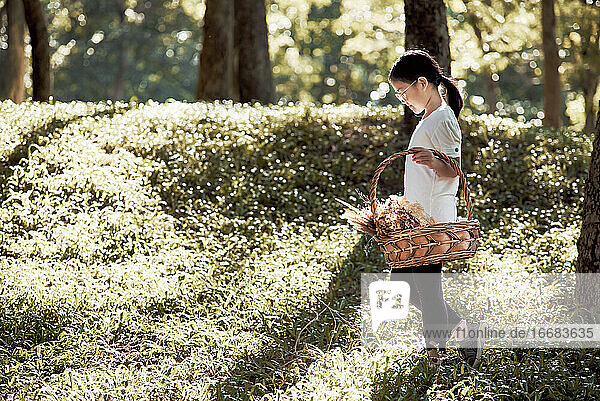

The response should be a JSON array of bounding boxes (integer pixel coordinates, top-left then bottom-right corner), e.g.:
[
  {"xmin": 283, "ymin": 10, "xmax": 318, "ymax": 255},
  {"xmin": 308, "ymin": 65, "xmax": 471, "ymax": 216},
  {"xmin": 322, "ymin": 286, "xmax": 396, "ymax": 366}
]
[{"xmin": 339, "ymin": 194, "xmax": 435, "ymax": 237}]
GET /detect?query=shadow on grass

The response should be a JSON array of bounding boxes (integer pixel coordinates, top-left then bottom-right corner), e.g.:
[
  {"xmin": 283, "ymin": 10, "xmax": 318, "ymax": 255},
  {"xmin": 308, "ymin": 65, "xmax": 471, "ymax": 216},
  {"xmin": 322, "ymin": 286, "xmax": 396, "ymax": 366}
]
[
  {"xmin": 206, "ymin": 236, "xmax": 404, "ymax": 400},
  {"xmin": 144, "ymin": 115, "xmax": 411, "ymax": 226},
  {"xmin": 0, "ymin": 103, "xmax": 130, "ymax": 176},
  {"xmin": 134, "ymin": 109, "xmax": 592, "ymax": 398},
  {"xmin": 133, "ymin": 113, "xmax": 446, "ymax": 399},
  {"xmin": 0, "ymin": 103, "xmax": 132, "ymax": 257},
  {"xmin": 0, "ymin": 104, "xmax": 135, "ymax": 387},
  {"xmin": 209, "ymin": 238, "xmax": 481, "ymax": 400},
  {"xmin": 0, "ymin": 291, "xmax": 79, "ymax": 389}
]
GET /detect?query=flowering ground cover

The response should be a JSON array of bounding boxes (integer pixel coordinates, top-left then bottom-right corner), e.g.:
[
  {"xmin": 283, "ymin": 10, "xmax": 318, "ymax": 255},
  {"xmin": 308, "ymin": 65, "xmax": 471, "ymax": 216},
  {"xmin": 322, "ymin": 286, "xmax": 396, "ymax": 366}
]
[{"xmin": 0, "ymin": 100, "xmax": 597, "ymax": 400}]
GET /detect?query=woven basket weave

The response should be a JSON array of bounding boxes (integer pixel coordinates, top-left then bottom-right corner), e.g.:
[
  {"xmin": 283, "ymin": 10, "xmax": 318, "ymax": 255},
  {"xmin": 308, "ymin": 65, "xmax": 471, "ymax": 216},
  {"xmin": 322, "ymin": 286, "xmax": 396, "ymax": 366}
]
[{"xmin": 369, "ymin": 149, "xmax": 480, "ymax": 269}]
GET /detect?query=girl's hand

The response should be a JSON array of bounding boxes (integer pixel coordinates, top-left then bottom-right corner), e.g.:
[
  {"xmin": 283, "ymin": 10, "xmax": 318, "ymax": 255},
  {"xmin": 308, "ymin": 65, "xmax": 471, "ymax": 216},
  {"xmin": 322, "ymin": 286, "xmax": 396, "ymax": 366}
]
[
  {"xmin": 407, "ymin": 147, "xmax": 459, "ymax": 178},
  {"xmin": 408, "ymin": 147, "xmax": 439, "ymax": 170}
]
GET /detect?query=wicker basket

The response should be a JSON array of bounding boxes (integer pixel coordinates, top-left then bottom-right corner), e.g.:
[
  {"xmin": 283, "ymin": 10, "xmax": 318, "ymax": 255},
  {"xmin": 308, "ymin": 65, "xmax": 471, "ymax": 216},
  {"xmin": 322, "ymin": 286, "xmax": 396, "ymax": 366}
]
[{"xmin": 369, "ymin": 148, "xmax": 480, "ymax": 269}]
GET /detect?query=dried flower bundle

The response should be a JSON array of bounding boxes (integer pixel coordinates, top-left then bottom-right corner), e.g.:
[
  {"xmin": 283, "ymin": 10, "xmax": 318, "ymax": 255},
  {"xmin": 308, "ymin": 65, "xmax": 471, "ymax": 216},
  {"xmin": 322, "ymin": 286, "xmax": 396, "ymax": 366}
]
[{"xmin": 339, "ymin": 194, "xmax": 435, "ymax": 236}]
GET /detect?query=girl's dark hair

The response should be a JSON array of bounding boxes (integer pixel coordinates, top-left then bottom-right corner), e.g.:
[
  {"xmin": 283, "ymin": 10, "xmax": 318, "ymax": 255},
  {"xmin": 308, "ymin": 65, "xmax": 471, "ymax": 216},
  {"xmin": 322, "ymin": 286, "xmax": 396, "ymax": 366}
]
[{"xmin": 389, "ymin": 49, "xmax": 463, "ymax": 118}]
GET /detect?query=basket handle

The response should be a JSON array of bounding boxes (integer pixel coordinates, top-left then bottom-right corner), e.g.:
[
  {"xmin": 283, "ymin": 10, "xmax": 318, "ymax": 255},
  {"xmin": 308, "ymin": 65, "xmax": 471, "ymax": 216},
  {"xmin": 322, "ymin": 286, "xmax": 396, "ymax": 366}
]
[{"xmin": 368, "ymin": 149, "xmax": 474, "ymax": 220}]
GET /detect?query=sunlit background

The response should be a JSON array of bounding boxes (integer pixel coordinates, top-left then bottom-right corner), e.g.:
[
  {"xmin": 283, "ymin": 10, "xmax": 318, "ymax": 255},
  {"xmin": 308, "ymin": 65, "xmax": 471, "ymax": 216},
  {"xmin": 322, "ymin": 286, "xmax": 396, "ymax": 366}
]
[{"xmin": 1, "ymin": 0, "xmax": 599, "ymax": 129}]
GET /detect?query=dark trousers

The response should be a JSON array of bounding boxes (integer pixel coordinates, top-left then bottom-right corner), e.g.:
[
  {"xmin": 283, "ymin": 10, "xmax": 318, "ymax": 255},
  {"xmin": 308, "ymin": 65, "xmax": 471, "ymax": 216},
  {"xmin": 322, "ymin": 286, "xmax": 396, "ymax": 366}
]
[{"xmin": 390, "ymin": 263, "xmax": 462, "ymax": 350}]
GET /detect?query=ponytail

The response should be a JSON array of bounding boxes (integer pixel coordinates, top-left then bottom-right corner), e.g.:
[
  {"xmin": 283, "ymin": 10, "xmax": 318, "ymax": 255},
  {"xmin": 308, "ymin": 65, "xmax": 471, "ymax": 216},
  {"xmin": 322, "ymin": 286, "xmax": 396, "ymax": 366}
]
[{"xmin": 440, "ymin": 75, "xmax": 463, "ymax": 119}]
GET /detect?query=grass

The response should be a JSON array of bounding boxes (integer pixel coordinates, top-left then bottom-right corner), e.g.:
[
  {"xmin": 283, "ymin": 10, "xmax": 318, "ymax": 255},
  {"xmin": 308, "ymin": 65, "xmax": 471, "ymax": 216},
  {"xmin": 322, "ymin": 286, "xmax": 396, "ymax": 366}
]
[{"xmin": 0, "ymin": 99, "xmax": 598, "ymax": 400}]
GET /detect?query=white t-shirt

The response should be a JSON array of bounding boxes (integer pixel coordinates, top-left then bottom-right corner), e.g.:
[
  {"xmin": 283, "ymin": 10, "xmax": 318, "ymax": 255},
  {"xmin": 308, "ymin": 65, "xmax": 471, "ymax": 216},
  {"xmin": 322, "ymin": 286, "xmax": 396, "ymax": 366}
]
[{"xmin": 404, "ymin": 101, "xmax": 461, "ymax": 223}]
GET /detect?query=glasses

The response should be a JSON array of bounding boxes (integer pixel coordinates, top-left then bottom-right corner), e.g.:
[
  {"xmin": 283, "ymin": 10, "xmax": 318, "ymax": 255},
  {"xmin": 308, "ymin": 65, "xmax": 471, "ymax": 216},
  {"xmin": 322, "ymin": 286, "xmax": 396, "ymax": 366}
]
[{"xmin": 394, "ymin": 79, "xmax": 418, "ymax": 104}]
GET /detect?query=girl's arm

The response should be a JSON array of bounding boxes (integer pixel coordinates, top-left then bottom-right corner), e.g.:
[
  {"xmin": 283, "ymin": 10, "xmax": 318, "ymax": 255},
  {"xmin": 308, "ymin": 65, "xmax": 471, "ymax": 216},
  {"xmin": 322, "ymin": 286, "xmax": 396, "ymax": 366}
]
[
  {"xmin": 408, "ymin": 147, "xmax": 459, "ymax": 178},
  {"xmin": 433, "ymin": 156, "xmax": 460, "ymax": 178}
]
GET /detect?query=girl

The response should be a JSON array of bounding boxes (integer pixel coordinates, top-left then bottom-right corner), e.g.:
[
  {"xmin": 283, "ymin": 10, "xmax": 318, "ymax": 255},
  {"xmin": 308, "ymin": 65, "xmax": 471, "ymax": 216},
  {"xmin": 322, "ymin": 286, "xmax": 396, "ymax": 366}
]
[{"xmin": 387, "ymin": 49, "xmax": 484, "ymax": 368}]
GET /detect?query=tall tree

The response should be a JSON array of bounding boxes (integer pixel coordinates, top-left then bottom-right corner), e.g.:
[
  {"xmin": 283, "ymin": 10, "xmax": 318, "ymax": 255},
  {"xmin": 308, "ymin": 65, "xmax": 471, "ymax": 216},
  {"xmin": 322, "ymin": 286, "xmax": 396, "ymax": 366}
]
[
  {"xmin": 471, "ymin": 20, "xmax": 499, "ymax": 114},
  {"xmin": 452, "ymin": 0, "xmax": 539, "ymax": 118},
  {"xmin": 575, "ymin": 104, "xmax": 600, "ymax": 307},
  {"xmin": 562, "ymin": 2, "xmax": 600, "ymax": 134},
  {"xmin": 287, "ymin": 1, "xmax": 344, "ymax": 105},
  {"xmin": 542, "ymin": 0, "xmax": 561, "ymax": 128},
  {"xmin": 46, "ymin": 1, "xmax": 203, "ymax": 102},
  {"xmin": 234, "ymin": 0, "xmax": 274, "ymax": 103},
  {"xmin": 582, "ymin": 70, "xmax": 599, "ymax": 135},
  {"xmin": 112, "ymin": 0, "xmax": 129, "ymax": 101},
  {"xmin": 22, "ymin": 0, "xmax": 51, "ymax": 101},
  {"xmin": 0, "ymin": 0, "xmax": 25, "ymax": 102},
  {"xmin": 462, "ymin": 0, "xmax": 510, "ymax": 114},
  {"xmin": 196, "ymin": 0, "xmax": 235, "ymax": 100},
  {"xmin": 403, "ymin": 0, "xmax": 452, "ymax": 131}
]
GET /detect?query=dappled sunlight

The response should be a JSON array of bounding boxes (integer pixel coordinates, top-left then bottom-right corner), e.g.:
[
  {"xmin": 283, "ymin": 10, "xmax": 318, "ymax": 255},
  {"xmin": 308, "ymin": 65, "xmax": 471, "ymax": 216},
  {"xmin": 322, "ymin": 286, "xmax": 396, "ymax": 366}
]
[{"xmin": 0, "ymin": 100, "xmax": 594, "ymax": 398}]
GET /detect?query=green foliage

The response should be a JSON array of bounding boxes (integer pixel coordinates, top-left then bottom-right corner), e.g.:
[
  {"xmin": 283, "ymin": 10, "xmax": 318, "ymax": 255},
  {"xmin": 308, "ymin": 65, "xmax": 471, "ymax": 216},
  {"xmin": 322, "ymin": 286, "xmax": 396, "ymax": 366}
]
[
  {"xmin": 2, "ymin": 0, "xmax": 598, "ymax": 128},
  {"xmin": 269, "ymin": 0, "xmax": 404, "ymax": 104},
  {"xmin": 44, "ymin": 0, "xmax": 204, "ymax": 101},
  {"xmin": 263, "ymin": 347, "xmax": 600, "ymax": 400},
  {"xmin": 459, "ymin": 114, "xmax": 591, "ymax": 256},
  {"xmin": 0, "ymin": 290, "xmax": 71, "ymax": 351},
  {"xmin": 0, "ymin": 100, "xmax": 596, "ymax": 399},
  {"xmin": 557, "ymin": 0, "xmax": 600, "ymax": 131},
  {"xmin": 267, "ymin": 0, "xmax": 599, "ymax": 127}
]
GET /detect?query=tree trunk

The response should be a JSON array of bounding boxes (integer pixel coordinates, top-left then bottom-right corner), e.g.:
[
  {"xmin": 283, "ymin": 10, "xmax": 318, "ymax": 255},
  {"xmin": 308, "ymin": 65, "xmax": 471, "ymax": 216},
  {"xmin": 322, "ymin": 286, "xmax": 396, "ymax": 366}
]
[
  {"xmin": 471, "ymin": 18, "xmax": 498, "ymax": 113},
  {"xmin": 403, "ymin": 0, "xmax": 452, "ymax": 132},
  {"xmin": 575, "ymin": 103, "xmax": 600, "ymax": 307},
  {"xmin": 196, "ymin": 0, "xmax": 235, "ymax": 100},
  {"xmin": 112, "ymin": 0, "xmax": 129, "ymax": 100},
  {"xmin": 0, "ymin": 0, "xmax": 25, "ymax": 102},
  {"xmin": 21, "ymin": 0, "xmax": 51, "ymax": 101},
  {"xmin": 0, "ymin": 5, "xmax": 6, "ymax": 74},
  {"xmin": 232, "ymin": 42, "xmax": 240, "ymax": 103},
  {"xmin": 582, "ymin": 72, "xmax": 598, "ymax": 134},
  {"xmin": 483, "ymin": 67, "xmax": 499, "ymax": 114},
  {"xmin": 542, "ymin": 0, "xmax": 561, "ymax": 128},
  {"xmin": 234, "ymin": 0, "xmax": 274, "ymax": 104}
]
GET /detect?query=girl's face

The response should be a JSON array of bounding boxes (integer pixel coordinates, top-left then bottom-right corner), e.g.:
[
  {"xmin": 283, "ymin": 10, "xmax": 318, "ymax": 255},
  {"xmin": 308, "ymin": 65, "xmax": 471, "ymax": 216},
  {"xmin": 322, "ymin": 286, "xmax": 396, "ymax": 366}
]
[{"xmin": 390, "ymin": 77, "xmax": 430, "ymax": 114}]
